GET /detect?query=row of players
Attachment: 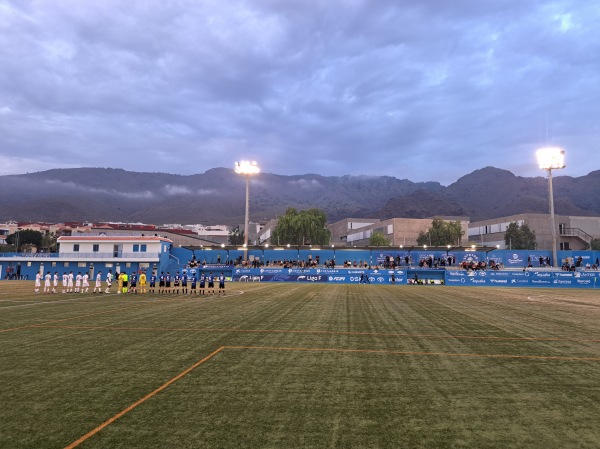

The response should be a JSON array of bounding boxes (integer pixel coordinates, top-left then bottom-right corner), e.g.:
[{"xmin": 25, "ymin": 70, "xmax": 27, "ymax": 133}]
[
  {"xmin": 34, "ymin": 269, "xmax": 226, "ymax": 295},
  {"xmin": 119, "ymin": 271, "xmax": 226, "ymax": 295}
]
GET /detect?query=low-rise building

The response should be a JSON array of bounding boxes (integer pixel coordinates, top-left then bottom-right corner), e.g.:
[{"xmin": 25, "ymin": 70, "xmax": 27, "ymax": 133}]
[
  {"xmin": 468, "ymin": 213, "xmax": 600, "ymax": 250},
  {"xmin": 328, "ymin": 217, "xmax": 469, "ymax": 247},
  {"xmin": 0, "ymin": 235, "xmax": 173, "ymax": 280}
]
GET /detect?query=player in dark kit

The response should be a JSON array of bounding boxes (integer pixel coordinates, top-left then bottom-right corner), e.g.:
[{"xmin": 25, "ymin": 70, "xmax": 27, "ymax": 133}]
[
  {"xmin": 165, "ymin": 272, "xmax": 172, "ymax": 294},
  {"xmin": 129, "ymin": 272, "xmax": 137, "ymax": 294},
  {"xmin": 181, "ymin": 270, "xmax": 188, "ymax": 295},
  {"xmin": 149, "ymin": 273, "xmax": 157, "ymax": 294},
  {"xmin": 190, "ymin": 274, "xmax": 197, "ymax": 295},
  {"xmin": 207, "ymin": 272, "xmax": 215, "ymax": 295},
  {"xmin": 199, "ymin": 272, "xmax": 206, "ymax": 295},
  {"xmin": 159, "ymin": 272, "xmax": 165, "ymax": 294},
  {"xmin": 173, "ymin": 272, "xmax": 181, "ymax": 294},
  {"xmin": 218, "ymin": 272, "xmax": 225, "ymax": 295}
]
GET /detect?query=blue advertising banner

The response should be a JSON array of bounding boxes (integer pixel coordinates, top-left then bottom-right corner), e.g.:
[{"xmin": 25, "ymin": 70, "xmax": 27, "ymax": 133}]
[
  {"xmin": 445, "ymin": 270, "xmax": 599, "ymax": 288},
  {"xmin": 229, "ymin": 266, "xmax": 597, "ymax": 288},
  {"xmin": 231, "ymin": 268, "xmax": 408, "ymax": 284}
]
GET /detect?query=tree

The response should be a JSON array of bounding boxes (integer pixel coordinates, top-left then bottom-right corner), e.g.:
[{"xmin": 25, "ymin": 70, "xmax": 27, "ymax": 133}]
[
  {"xmin": 6, "ymin": 230, "xmax": 43, "ymax": 251},
  {"xmin": 590, "ymin": 238, "xmax": 600, "ymax": 251},
  {"xmin": 228, "ymin": 227, "xmax": 245, "ymax": 245},
  {"xmin": 504, "ymin": 222, "xmax": 537, "ymax": 250},
  {"xmin": 416, "ymin": 218, "xmax": 464, "ymax": 246},
  {"xmin": 40, "ymin": 233, "xmax": 58, "ymax": 253},
  {"xmin": 369, "ymin": 231, "xmax": 390, "ymax": 247},
  {"xmin": 271, "ymin": 208, "xmax": 331, "ymax": 245}
]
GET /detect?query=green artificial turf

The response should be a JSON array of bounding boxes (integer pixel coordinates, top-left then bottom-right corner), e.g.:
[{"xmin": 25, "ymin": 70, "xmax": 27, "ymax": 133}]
[{"xmin": 1, "ymin": 281, "xmax": 599, "ymax": 448}]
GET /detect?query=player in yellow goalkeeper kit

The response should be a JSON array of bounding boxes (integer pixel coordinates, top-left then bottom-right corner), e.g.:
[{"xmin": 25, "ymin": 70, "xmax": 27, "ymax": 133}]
[
  {"xmin": 139, "ymin": 272, "xmax": 147, "ymax": 294},
  {"xmin": 121, "ymin": 272, "xmax": 129, "ymax": 294}
]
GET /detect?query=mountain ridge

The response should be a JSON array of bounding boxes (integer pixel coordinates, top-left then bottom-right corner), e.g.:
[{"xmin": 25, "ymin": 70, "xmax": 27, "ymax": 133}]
[{"xmin": 1, "ymin": 166, "xmax": 599, "ymax": 224}]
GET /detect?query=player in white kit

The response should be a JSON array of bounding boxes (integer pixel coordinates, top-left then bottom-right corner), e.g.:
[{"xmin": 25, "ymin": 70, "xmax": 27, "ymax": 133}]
[
  {"xmin": 62, "ymin": 272, "xmax": 68, "ymax": 293},
  {"xmin": 67, "ymin": 272, "xmax": 74, "ymax": 293},
  {"xmin": 82, "ymin": 272, "xmax": 90, "ymax": 293},
  {"xmin": 75, "ymin": 272, "xmax": 82, "ymax": 293},
  {"xmin": 44, "ymin": 271, "xmax": 51, "ymax": 294},
  {"xmin": 105, "ymin": 270, "xmax": 113, "ymax": 293},
  {"xmin": 52, "ymin": 272, "xmax": 59, "ymax": 294},
  {"xmin": 94, "ymin": 271, "xmax": 103, "ymax": 293},
  {"xmin": 34, "ymin": 271, "xmax": 42, "ymax": 294}
]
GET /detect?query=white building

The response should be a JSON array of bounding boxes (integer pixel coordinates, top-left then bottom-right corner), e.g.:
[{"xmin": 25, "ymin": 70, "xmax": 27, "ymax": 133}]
[{"xmin": 57, "ymin": 235, "xmax": 172, "ymax": 262}]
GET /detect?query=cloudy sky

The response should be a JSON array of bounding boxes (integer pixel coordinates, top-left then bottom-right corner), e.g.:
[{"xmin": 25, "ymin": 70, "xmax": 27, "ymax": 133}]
[{"xmin": 1, "ymin": 0, "xmax": 598, "ymax": 185}]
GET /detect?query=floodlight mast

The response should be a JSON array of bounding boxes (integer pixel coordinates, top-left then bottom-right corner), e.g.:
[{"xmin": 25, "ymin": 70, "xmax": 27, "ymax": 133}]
[
  {"xmin": 536, "ymin": 147, "xmax": 565, "ymax": 268},
  {"xmin": 234, "ymin": 161, "xmax": 260, "ymax": 259}
]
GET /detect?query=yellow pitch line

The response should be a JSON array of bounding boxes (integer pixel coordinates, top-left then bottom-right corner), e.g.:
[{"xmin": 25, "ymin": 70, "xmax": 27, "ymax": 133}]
[
  {"xmin": 29, "ymin": 324, "xmax": 600, "ymax": 344},
  {"xmin": 224, "ymin": 345, "xmax": 600, "ymax": 362},
  {"xmin": 64, "ymin": 346, "xmax": 225, "ymax": 449}
]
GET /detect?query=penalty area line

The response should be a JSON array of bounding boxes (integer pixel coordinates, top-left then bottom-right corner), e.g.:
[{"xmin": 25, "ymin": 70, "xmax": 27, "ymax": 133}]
[
  {"xmin": 224, "ymin": 345, "xmax": 600, "ymax": 362},
  {"xmin": 64, "ymin": 346, "xmax": 225, "ymax": 449}
]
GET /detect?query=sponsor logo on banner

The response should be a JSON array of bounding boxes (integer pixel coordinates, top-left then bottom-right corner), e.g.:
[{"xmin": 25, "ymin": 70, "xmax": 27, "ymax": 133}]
[
  {"xmin": 293, "ymin": 275, "xmax": 326, "ymax": 282},
  {"xmin": 534, "ymin": 273, "xmax": 552, "ymax": 278},
  {"xmin": 463, "ymin": 253, "xmax": 479, "ymax": 262},
  {"xmin": 510, "ymin": 279, "xmax": 529, "ymax": 284},
  {"xmin": 447, "ymin": 271, "xmax": 466, "ymax": 276},
  {"xmin": 554, "ymin": 272, "xmax": 573, "ymax": 278},
  {"xmin": 269, "ymin": 274, "xmax": 292, "ymax": 282},
  {"xmin": 531, "ymin": 280, "xmax": 551, "ymax": 285},
  {"xmin": 447, "ymin": 277, "xmax": 465, "ymax": 284},
  {"xmin": 511, "ymin": 272, "xmax": 529, "ymax": 277},
  {"xmin": 553, "ymin": 279, "xmax": 572, "ymax": 285},
  {"xmin": 328, "ymin": 276, "xmax": 346, "ymax": 282},
  {"xmin": 576, "ymin": 272, "xmax": 597, "ymax": 278},
  {"xmin": 316, "ymin": 269, "xmax": 341, "ymax": 274},
  {"xmin": 576, "ymin": 279, "xmax": 592, "ymax": 285},
  {"xmin": 490, "ymin": 279, "xmax": 508, "ymax": 284},
  {"xmin": 469, "ymin": 279, "xmax": 486, "ymax": 284},
  {"xmin": 489, "ymin": 271, "xmax": 510, "ymax": 277},
  {"xmin": 507, "ymin": 253, "xmax": 524, "ymax": 265}
]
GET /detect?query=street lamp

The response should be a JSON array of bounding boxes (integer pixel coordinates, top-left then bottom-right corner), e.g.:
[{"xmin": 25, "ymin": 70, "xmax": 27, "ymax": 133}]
[
  {"xmin": 234, "ymin": 160, "xmax": 260, "ymax": 259},
  {"xmin": 536, "ymin": 147, "xmax": 565, "ymax": 268}
]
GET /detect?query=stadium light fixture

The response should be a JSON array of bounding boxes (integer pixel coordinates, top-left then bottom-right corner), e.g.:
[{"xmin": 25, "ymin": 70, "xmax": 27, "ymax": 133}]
[
  {"xmin": 536, "ymin": 147, "xmax": 565, "ymax": 268},
  {"xmin": 234, "ymin": 161, "xmax": 260, "ymax": 258}
]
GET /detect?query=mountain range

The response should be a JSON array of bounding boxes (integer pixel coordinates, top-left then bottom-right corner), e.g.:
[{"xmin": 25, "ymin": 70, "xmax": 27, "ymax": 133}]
[{"xmin": 1, "ymin": 167, "xmax": 599, "ymax": 225}]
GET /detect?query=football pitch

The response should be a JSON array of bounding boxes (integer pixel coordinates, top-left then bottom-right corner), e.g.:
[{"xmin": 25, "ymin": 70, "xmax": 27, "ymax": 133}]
[{"xmin": 1, "ymin": 282, "xmax": 600, "ymax": 449}]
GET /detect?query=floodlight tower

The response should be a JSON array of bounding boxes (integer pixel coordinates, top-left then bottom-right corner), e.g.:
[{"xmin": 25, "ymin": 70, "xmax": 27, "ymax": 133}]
[
  {"xmin": 536, "ymin": 147, "xmax": 565, "ymax": 268},
  {"xmin": 234, "ymin": 161, "xmax": 260, "ymax": 258}
]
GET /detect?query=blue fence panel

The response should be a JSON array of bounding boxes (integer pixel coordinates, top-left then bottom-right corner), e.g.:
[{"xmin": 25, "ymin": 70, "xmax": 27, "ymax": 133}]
[
  {"xmin": 444, "ymin": 270, "xmax": 599, "ymax": 289},
  {"xmin": 230, "ymin": 267, "xmax": 408, "ymax": 284}
]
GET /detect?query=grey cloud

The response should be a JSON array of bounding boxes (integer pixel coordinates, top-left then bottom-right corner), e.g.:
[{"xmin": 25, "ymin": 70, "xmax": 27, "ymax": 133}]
[
  {"xmin": 43, "ymin": 179, "xmax": 155, "ymax": 199},
  {"xmin": 0, "ymin": 0, "xmax": 598, "ymax": 185}
]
